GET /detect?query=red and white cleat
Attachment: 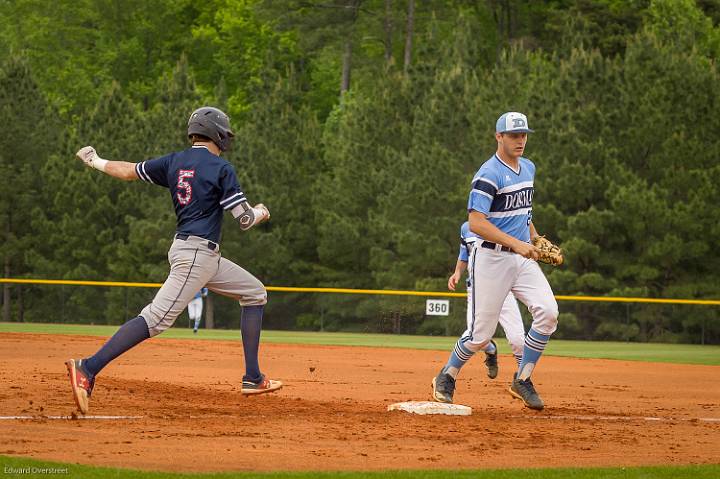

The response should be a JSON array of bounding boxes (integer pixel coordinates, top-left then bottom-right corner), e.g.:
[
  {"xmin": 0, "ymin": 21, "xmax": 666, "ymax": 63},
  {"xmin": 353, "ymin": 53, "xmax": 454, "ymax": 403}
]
[
  {"xmin": 241, "ymin": 376, "xmax": 283, "ymax": 395},
  {"xmin": 65, "ymin": 359, "xmax": 95, "ymax": 414}
]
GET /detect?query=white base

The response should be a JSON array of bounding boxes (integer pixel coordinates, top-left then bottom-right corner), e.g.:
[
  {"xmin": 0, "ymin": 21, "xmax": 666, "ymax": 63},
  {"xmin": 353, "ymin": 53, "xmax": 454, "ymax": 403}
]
[{"xmin": 387, "ymin": 401, "xmax": 472, "ymax": 416}]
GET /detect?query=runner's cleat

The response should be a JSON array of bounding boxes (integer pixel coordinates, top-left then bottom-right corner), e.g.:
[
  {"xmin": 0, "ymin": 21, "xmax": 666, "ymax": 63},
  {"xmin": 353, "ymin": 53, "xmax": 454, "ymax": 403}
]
[
  {"xmin": 65, "ymin": 358, "xmax": 95, "ymax": 414},
  {"xmin": 241, "ymin": 376, "xmax": 283, "ymax": 395}
]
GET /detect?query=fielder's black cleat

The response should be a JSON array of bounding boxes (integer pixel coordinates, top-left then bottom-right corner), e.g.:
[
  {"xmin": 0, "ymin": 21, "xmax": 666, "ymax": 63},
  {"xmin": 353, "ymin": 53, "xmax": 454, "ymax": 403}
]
[
  {"xmin": 509, "ymin": 376, "xmax": 544, "ymax": 410},
  {"xmin": 431, "ymin": 371, "xmax": 456, "ymax": 403},
  {"xmin": 484, "ymin": 340, "xmax": 499, "ymax": 379}
]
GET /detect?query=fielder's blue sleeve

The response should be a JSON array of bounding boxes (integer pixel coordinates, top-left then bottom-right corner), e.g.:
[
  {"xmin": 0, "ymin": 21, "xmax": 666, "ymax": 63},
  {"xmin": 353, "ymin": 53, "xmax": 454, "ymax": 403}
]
[
  {"xmin": 458, "ymin": 222, "xmax": 470, "ymax": 261},
  {"xmin": 135, "ymin": 154, "xmax": 172, "ymax": 188},
  {"xmin": 458, "ymin": 242, "xmax": 469, "ymax": 262},
  {"xmin": 217, "ymin": 164, "xmax": 247, "ymax": 211},
  {"xmin": 468, "ymin": 167, "xmax": 500, "ymax": 215}
]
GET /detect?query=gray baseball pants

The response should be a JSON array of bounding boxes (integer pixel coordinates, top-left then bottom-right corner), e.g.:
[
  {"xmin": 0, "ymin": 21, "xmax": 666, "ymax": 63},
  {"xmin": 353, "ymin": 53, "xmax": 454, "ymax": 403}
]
[{"xmin": 140, "ymin": 235, "xmax": 267, "ymax": 337}]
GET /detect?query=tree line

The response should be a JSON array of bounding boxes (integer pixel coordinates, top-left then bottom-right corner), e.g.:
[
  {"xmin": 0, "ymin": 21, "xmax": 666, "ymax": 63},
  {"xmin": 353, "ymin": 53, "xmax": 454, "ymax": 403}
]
[{"xmin": 1, "ymin": 0, "xmax": 719, "ymax": 343}]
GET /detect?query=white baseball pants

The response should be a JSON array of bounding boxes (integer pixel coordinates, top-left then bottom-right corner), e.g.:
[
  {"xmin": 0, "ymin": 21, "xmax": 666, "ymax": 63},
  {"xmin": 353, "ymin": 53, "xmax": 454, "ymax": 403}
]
[
  {"xmin": 462, "ymin": 247, "xmax": 558, "ymax": 352},
  {"xmin": 188, "ymin": 298, "xmax": 203, "ymax": 320},
  {"xmin": 465, "ymin": 287, "xmax": 525, "ymax": 357}
]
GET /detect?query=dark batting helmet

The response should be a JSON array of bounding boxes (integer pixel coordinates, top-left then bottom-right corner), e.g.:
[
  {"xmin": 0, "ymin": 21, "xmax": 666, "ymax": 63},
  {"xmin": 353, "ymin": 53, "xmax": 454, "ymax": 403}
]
[{"xmin": 187, "ymin": 106, "xmax": 234, "ymax": 151}]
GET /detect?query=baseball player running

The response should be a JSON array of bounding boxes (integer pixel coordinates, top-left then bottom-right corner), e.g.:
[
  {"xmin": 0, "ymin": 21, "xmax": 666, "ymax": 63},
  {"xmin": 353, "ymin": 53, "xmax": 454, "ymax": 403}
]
[
  {"xmin": 432, "ymin": 112, "xmax": 558, "ymax": 410},
  {"xmin": 65, "ymin": 106, "xmax": 282, "ymax": 414},
  {"xmin": 189, "ymin": 287, "xmax": 208, "ymax": 334},
  {"xmin": 448, "ymin": 221, "xmax": 526, "ymax": 379}
]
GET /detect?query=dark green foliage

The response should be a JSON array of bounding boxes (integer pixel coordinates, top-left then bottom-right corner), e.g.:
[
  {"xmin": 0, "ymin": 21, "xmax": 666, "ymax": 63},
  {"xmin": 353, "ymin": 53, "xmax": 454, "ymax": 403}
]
[
  {"xmin": 1, "ymin": 1, "xmax": 718, "ymax": 343},
  {"xmin": 0, "ymin": 56, "xmax": 62, "ymax": 322}
]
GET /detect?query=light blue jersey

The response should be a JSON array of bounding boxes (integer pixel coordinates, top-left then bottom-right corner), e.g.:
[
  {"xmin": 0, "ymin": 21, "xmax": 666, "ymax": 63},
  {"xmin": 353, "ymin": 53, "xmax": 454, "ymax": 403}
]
[
  {"xmin": 458, "ymin": 221, "xmax": 480, "ymax": 262},
  {"xmin": 193, "ymin": 287, "xmax": 208, "ymax": 300},
  {"xmin": 467, "ymin": 154, "xmax": 535, "ymax": 242}
]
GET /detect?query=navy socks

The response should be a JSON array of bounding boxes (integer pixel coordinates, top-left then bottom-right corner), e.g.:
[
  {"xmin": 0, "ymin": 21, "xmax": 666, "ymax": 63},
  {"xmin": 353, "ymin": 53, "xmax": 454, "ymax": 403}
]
[
  {"xmin": 241, "ymin": 305, "xmax": 264, "ymax": 383},
  {"xmin": 83, "ymin": 316, "xmax": 150, "ymax": 377},
  {"xmin": 81, "ymin": 308, "xmax": 265, "ymax": 383}
]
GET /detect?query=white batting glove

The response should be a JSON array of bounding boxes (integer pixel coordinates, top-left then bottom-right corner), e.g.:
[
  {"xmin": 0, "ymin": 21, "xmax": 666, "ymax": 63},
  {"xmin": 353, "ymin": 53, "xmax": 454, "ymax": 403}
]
[
  {"xmin": 76, "ymin": 146, "xmax": 108, "ymax": 172},
  {"xmin": 254, "ymin": 203, "xmax": 270, "ymax": 223}
]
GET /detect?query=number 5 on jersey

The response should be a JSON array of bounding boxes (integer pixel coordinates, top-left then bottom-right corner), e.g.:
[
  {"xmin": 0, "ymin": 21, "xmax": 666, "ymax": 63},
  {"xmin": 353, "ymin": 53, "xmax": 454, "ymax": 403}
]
[{"xmin": 177, "ymin": 170, "xmax": 195, "ymax": 205}]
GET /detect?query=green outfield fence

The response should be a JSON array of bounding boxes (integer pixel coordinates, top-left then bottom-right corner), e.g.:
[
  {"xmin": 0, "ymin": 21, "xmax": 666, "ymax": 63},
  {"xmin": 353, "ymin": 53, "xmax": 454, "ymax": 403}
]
[{"xmin": 1, "ymin": 278, "xmax": 719, "ymax": 344}]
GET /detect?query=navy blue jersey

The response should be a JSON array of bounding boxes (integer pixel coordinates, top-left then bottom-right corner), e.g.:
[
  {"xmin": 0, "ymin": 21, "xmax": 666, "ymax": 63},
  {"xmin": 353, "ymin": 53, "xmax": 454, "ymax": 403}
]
[{"xmin": 134, "ymin": 145, "xmax": 246, "ymax": 243}]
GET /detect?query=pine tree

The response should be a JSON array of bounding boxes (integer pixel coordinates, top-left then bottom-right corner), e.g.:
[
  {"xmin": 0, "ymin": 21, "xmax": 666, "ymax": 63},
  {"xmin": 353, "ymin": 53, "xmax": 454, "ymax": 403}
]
[
  {"xmin": 29, "ymin": 83, "xmax": 147, "ymax": 323},
  {"xmin": 215, "ymin": 67, "xmax": 323, "ymax": 328},
  {"xmin": 0, "ymin": 56, "xmax": 62, "ymax": 321}
]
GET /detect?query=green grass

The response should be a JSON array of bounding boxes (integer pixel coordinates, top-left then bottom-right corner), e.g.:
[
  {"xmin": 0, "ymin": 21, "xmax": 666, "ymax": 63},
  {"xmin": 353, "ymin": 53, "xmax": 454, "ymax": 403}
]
[
  {"xmin": 0, "ymin": 456, "xmax": 718, "ymax": 479},
  {"xmin": 1, "ymin": 322, "xmax": 719, "ymax": 365}
]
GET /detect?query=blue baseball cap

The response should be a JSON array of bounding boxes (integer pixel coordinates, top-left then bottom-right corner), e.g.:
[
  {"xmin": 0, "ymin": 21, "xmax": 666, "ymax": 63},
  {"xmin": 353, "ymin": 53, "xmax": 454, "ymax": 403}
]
[{"xmin": 496, "ymin": 112, "xmax": 534, "ymax": 133}]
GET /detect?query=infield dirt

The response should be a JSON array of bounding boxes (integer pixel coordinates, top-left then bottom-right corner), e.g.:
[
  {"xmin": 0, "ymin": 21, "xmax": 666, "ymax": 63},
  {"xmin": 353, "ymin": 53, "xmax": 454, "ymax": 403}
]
[{"xmin": 1, "ymin": 332, "xmax": 718, "ymax": 472}]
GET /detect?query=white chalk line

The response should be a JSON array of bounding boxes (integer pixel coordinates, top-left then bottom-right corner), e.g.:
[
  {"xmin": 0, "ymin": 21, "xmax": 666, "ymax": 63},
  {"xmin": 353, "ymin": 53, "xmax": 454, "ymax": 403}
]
[
  {"xmin": 1, "ymin": 413, "xmax": 717, "ymax": 424},
  {"xmin": 0, "ymin": 415, "xmax": 143, "ymax": 420}
]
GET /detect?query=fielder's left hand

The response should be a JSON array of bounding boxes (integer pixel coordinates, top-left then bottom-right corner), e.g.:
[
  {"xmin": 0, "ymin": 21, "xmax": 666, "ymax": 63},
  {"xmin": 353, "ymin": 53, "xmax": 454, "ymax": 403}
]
[{"xmin": 448, "ymin": 272, "xmax": 461, "ymax": 291}]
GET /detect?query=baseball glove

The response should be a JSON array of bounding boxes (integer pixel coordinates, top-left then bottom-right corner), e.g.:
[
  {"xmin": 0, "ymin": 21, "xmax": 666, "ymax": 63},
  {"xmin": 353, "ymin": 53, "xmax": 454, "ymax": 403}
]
[{"xmin": 532, "ymin": 236, "xmax": 564, "ymax": 266}]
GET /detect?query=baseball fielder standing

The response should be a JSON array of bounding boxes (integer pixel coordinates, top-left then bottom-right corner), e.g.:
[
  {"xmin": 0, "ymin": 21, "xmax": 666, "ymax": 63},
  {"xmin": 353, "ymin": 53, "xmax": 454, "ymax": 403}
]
[
  {"xmin": 433, "ymin": 112, "xmax": 558, "ymax": 410},
  {"xmin": 189, "ymin": 287, "xmax": 208, "ymax": 334},
  {"xmin": 448, "ymin": 221, "xmax": 526, "ymax": 379},
  {"xmin": 66, "ymin": 106, "xmax": 282, "ymax": 414}
]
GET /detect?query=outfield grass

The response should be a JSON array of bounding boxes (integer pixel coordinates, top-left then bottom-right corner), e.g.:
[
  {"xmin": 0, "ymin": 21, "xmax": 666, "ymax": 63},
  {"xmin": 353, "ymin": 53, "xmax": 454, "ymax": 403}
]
[
  {"xmin": 0, "ymin": 456, "xmax": 718, "ymax": 479},
  {"xmin": 1, "ymin": 322, "xmax": 719, "ymax": 366},
  {"xmin": 0, "ymin": 323, "xmax": 720, "ymax": 366}
]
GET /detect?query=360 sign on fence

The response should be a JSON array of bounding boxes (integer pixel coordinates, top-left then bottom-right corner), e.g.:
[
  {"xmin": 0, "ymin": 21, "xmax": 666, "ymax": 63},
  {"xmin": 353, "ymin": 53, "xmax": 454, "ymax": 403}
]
[{"xmin": 425, "ymin": 299, "xmax": 450, "ymax": 316}]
